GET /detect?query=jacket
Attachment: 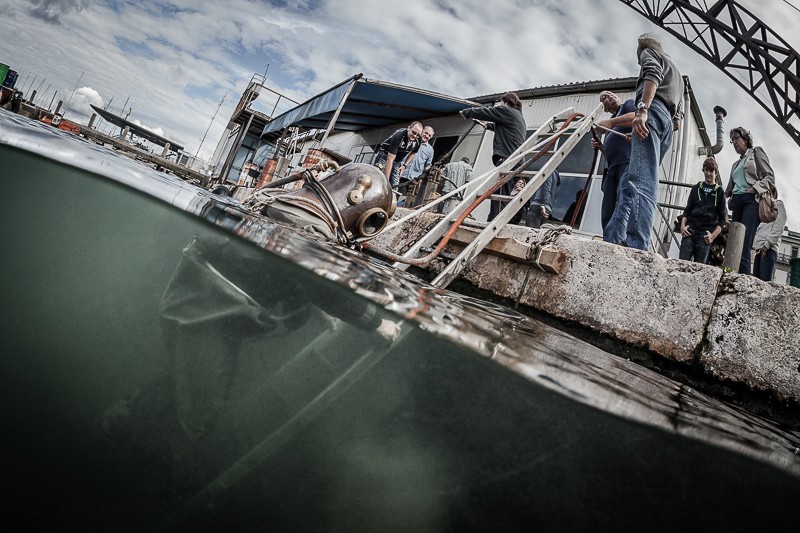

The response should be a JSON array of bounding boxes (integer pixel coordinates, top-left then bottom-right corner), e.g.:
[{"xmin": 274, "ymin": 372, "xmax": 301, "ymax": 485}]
[
  {"xmin": 681, "ymin": 181, "xmax": 727, "ymax": 233},
  {"xmin": 752, "ymin": 199, "xmax": 786, "ymax": 253},
  {"xmin": 726, "ymin": 146, "xmax": 775, "ymax": 197},
  {"xmin": 461, "ymin": 105, "xmax": 526, "ymax": 160}
]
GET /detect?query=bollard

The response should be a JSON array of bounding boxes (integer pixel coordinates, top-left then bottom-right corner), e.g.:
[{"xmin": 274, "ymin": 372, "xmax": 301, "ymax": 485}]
[
  {"xmin": 161, "ymin": 142, "xmax": 171, "ymax": 157},
  {"xmin": 88, "ymin": 113, "xmax": 96, "ymax": 129},
  {"xmin": 722, "ymin": 221, "xmax": 746, "ymax": 272},
  {"xmin": 790, "ymin": 258, "xmax": 800, "ymax": 288}
]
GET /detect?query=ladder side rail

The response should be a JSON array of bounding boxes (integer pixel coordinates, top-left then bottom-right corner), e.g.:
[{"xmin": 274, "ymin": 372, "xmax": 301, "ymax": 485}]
[
  {"xmin": 392, "ymin": 107, "xmax": 577, "ymax": 270},
  {"xmin": 431, "ymin": 104, "xmax": 604, "ymax": 288}
]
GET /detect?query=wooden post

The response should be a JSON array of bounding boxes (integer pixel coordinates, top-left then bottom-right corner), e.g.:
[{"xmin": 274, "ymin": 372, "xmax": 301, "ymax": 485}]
[{"xmin": 723, "ymin": 221, "xmax": 746, "ymax": 272}]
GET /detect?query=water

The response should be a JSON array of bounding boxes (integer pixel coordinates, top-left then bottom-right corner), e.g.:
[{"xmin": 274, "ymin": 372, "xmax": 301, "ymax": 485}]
[{"xmin": 2, "ymin": 109, "xmax": 799, "ymax": 531}]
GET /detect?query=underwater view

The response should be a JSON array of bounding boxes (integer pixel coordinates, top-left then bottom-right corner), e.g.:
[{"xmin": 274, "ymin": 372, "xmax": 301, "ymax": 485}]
[{"xmin": 2, "ymin": 109, "xmax": 800, "ymax": 531}]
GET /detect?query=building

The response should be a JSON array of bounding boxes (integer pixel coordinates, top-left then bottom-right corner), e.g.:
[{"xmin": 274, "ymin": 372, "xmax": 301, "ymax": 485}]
[
  {"xmin": 215, "ymin": 74, "xmax": 725, "ymax": 256},
  {"xmin": 775, "ymin": 228, "xmax": 800, "ymax": 285}
]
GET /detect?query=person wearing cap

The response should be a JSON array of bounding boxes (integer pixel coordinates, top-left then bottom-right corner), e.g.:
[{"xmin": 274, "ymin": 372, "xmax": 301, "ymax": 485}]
[{"xmin": 604, "ymin": 34, "xmax": 684, "ymax": 251}]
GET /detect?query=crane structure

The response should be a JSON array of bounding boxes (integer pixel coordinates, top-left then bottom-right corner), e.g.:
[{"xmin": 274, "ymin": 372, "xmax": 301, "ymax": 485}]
[{"xmin": 619, "ymin": 0, "xmax": 800, "ymax": 147}]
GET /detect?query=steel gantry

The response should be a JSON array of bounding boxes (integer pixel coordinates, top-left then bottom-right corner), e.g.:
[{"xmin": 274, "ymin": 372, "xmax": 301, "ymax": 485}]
[{"xmin": 618, "ymin": 0, "xmax": 800, "ymax": 147}]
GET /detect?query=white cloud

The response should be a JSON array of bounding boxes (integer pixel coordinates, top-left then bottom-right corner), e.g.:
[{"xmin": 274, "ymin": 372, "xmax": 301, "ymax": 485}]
[{"xmin": 64, "ymin": 86, "xmax": 103, "ymax": 118}]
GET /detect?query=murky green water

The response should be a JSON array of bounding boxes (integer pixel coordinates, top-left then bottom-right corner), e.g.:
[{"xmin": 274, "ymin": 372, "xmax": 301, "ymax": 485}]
[{"xmin": 2, "ymin": 111, "xmax": 800, "ymax": 531}]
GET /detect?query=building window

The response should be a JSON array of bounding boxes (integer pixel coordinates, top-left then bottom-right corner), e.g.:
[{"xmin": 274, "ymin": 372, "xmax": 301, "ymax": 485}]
[{"xmin": 792, "ymin": 246, "xmax": 799, "ymax": 259}]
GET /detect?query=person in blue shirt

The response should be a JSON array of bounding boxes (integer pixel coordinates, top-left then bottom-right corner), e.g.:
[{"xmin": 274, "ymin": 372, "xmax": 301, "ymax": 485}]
[
  {"xmin": 591, "ymin": 91, "xmax": 635, "ymax": 230},
  {"xmin": 400, "ymin": 126, "xmax": 434, "ymax": 185}
]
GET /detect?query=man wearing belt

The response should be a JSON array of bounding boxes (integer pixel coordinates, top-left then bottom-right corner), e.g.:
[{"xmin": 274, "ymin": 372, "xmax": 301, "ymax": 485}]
[{"xmin": 604, "ymin": 34, "xmax": 684, "ymax": 251}]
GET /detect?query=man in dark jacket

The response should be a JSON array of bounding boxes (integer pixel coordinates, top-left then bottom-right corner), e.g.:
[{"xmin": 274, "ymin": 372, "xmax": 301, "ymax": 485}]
[
  {"xmin": 373, "ymin": 122, "xmax": 423, "ymax": 189},
  {"xmin": 678, "ymin": 157, "xmax": 726, "ymax": 263},
  {"xmin": 460, "ymin": 92, "xmax": 527, "ymax": 221}
]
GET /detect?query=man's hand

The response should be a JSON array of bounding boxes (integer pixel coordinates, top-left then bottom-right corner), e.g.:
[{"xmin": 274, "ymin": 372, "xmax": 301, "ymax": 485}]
[
  {"xmin": 760, "ymin": 246, "xmax": 768, "ymax": 257},
  {"xmin": 633, "ymin": 109, "xmax": 649, "ymax": 139}
]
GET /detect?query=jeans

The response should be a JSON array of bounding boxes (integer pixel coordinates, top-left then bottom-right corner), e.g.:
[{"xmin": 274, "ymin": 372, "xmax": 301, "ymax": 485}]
[
  {"xmin": 603, "ymin": 99, "xmax": 673, "ymax": 250},
  {"xmin": 372, "ymin": 151, "xmax": 402, "ymax": 189},
  {"xmin": 729, "ymin": 192, "xmax": 759, "ymax": 274},
  {"xmin": 601, "ymin": 164, "xmax": 626, "ymax": 230},
  {"xmin": 678, "ymin": 232, "xmax": 711, "ymax": 263},
  {"xmin": 753, "ymin": 248, "xmax": 777, "ymax": 281}
]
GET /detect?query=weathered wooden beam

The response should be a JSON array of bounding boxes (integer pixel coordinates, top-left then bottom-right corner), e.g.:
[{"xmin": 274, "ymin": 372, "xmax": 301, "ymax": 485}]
[{"xmin": 450, "ymin": 227, "xmax": 567, "ymax": 274}]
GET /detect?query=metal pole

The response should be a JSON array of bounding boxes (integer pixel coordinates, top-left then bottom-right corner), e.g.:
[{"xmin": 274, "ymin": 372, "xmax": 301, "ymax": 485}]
[{"xmin": 317, "ymin": 79, "xmax": 357, "ymax": 149}]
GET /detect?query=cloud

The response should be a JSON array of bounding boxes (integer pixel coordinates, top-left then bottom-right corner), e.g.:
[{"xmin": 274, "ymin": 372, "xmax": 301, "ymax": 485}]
[
  {"xmin": 28, "ymin": 0, "xmax": 85, "ymax": 24},
  {"xmin": 131, "ymin": 119, "xmax": 165, "ymax": 138},
  {"xmin": 65, "ymin": 86, "xmax": 103, "ymax": 118}
]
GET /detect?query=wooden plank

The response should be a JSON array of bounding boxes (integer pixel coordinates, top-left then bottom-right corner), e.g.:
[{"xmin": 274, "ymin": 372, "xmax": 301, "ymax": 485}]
[{"xmin": 450, "ymin": 227, "xmax": 567, "ymax": 274}]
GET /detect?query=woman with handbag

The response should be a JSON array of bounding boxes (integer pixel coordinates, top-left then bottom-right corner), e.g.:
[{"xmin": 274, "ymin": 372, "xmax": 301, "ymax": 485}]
[{"xmin": 725, "ymin": 127, "xmax": 776, "ymax": 275}]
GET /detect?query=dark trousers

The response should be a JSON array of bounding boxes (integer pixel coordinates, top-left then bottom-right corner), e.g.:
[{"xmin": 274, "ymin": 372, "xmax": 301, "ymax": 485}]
[
  {"xmin": 601, "ymin": 164, "xmax": 626, "ymax": 230},
  {"xmin": 753, "ymin": 248, "xmax": 778, "ymax": 282},
  {"xmin": 729, "ymin": 193, "xmax": 759, "ymax": 275},
  {"xmin": 488, "ymin": 154, "xmax": 523, "ymax": 224},
  {"xmin": 679, "ymin": 232, "xmax": 711, "ymax": 264}
]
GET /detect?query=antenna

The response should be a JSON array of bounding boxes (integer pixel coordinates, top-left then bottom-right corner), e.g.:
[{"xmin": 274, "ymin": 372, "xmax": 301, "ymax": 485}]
[
  {"xmin": 66, "ymin": 71, "xmax": 84, "ymax": 109},
  {"xmin": 196, "ymin": 91, "xmax": 227, "ymax": 158}
]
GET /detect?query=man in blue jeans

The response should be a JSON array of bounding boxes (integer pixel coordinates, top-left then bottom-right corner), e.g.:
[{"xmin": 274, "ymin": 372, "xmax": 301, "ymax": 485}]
[{"xmin": 604, "ymin": 34, "xmax": 684, "ymax": 251}]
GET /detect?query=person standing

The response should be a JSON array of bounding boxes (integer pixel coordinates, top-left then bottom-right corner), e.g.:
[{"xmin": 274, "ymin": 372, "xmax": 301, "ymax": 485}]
[
  {"xmin": 752, "ymin": 186, "xmax": 786, "ymax": 281},
  {"xmin": 604, "ymin": 34, "xmax": 684, "ymax": 251},
  {"xmin": 726, "ymin": 126, "xmax": 776, "ymax": 275},
  {"xmin": 460, "ymin": 92, "xmax": 527, "ymax": 222},
  {"xmin": 525, "ymin": 170, "xmax": 560, "ymax": 229},
  {"xmin": 440, "ymin": 156, "xmax": 474, "ymax": 215},
  {"xmin": 373, "ymin": 122, "xmax": 423, "ymax": 189},
  {"xmin": 400, "ymin": 126, "xmax": 434, "ymax": 185},
  {"xmin": 678, "ymin": 157, "xmax": 726, "ymax": 264},
  {"xmin": 591, "ymin": 91, "xmax": 635, "ymax": 231}
]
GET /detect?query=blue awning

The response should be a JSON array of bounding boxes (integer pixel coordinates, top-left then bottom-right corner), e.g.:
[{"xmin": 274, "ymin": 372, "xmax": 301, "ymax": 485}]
[{"xmin": 261, "ymin": 74, "xmax": 479, "ymax": 136}]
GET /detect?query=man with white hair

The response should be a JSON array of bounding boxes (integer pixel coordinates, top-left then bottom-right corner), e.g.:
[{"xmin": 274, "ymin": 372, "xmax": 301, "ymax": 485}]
[
  {"xmin": 400, "ymin": 126, "xmax": 435, "ymax": 185},
  {"xmin": 604, "ymin": 34, "xmax": 684, "ymax": 251}
]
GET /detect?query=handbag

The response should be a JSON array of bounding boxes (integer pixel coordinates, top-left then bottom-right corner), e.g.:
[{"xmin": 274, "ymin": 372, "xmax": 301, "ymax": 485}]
[{"xmin": 758, "ymin": 191, "xmax": 778, "ymax": 223}]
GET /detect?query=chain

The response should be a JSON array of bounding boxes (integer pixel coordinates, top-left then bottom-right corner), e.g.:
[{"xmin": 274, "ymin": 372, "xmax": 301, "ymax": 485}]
[{"xmin": 526, "ymin": 223, "xmax": 572, "ymax": 268}]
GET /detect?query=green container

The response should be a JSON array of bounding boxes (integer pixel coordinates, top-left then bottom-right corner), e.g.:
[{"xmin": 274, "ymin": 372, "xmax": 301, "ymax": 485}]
[
  {"xmin": 790, "ymin": 258, "xmax": 800, "ymax": 288},
  {"xmin": 0, "ymin": 64, "xmax": 9, "ymax": 86}
]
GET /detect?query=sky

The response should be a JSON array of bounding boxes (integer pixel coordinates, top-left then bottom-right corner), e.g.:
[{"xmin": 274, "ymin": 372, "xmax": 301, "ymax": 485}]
[{"xmin": 1, "ymin": 0, "xmax": 797, "ymax": 230}]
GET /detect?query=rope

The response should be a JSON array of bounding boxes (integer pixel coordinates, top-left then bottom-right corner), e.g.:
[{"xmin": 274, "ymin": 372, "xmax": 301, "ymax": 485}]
[{"xmin": 526, "ymin": 224, "xmax": 572, "ymax": 271}]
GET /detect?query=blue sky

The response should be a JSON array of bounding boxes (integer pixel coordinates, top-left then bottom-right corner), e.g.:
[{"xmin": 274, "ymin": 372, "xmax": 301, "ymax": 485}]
[{"xmin": 1, "ymin": 0, "xmax": 798, "ymax": 229}]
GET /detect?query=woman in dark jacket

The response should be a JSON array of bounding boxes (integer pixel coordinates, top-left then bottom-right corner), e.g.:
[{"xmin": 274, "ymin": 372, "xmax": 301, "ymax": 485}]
[
  {"xmin": 460, "ymin": 92, "xmax": 527, "ymax": 221},
  {"xmin": 726, "ymin": 127, "xmax": 775, "ymax": 274}
]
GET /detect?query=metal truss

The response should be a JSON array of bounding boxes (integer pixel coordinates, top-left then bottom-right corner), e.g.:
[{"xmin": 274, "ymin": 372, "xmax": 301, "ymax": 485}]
[{"xmin": 619, "ymin": 0, "xmax": 800, "ymax": 147}]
